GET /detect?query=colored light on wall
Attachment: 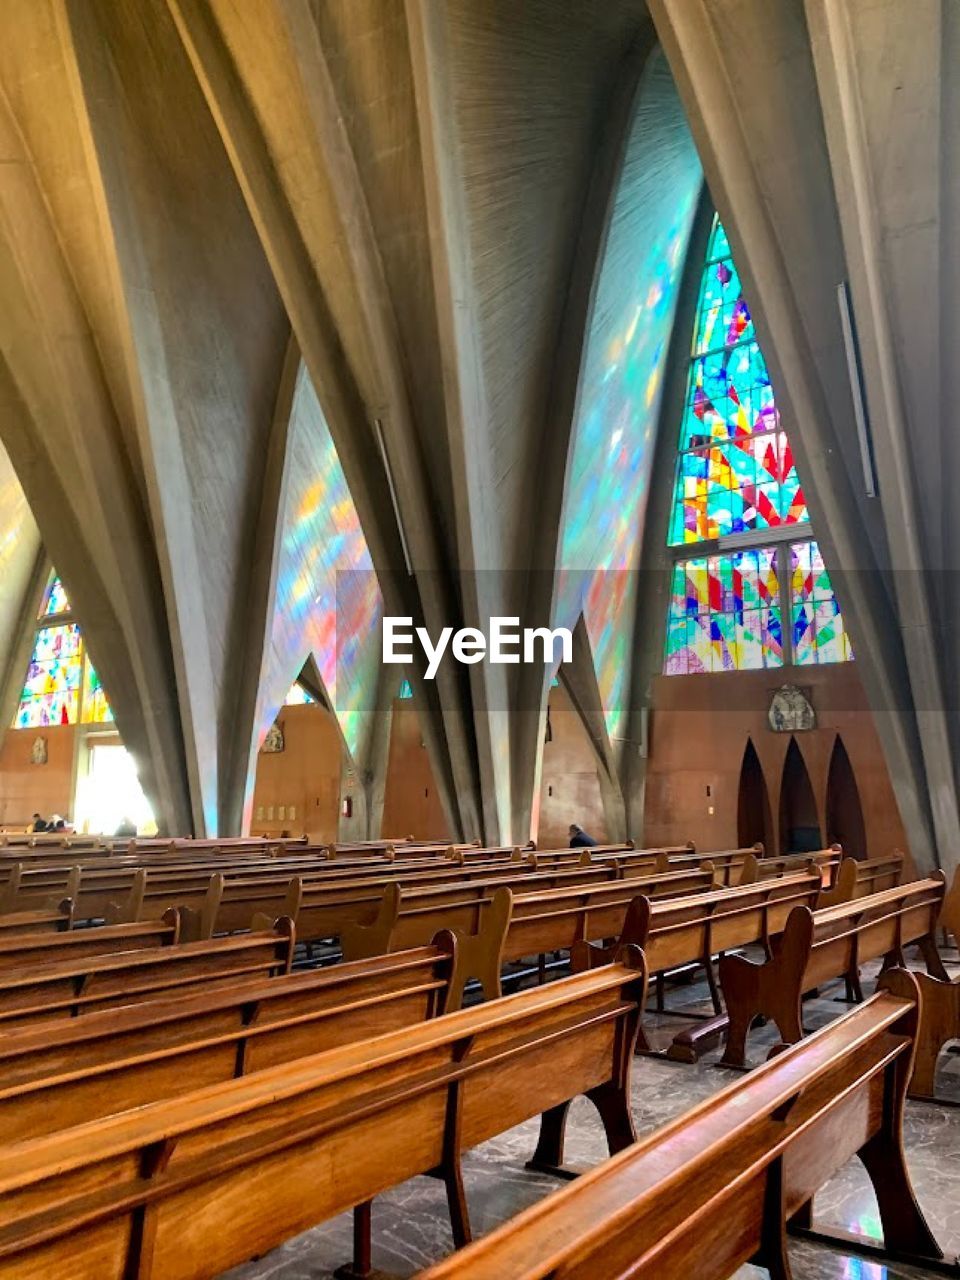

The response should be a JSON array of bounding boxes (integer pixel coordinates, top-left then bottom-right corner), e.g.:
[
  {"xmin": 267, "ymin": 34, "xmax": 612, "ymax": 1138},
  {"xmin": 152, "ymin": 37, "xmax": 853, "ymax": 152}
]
[{"xmin": 557, "ymin": 48, "xmax": 702, "ymax": 746}]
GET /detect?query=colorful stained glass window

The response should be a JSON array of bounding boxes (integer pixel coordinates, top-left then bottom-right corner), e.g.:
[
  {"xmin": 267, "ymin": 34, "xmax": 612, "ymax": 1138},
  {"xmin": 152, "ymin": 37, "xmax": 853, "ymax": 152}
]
[
  {"xmin": 664, "ymin": 549, "xmax": 783, "ymax": 674},
  {"xmin": 284, "ymin": 681, "xmax": 315, "ymax": 705},
  {"xmin": 398, "ymin": 679, "xmax": 413, "ymax": 700},
  {"xmin": 663, "ymin": 218, "xmax": 851, "ymax": 674},
  {"xmin": 38, "ymin": 575, "xmax": 70, "ymax": 618},
  {"xmin": 791, "ymin": 541, "xmax": 853, "ymax": 665},
  {"xmin": 669, "ymin": 220, "xmax": 807, "ymax": 545},
  {"xmin": 82, "ymin": 656, "xmax": 114, "ymax": 724},
  {"xmin": 15, "ymin": 623, "xmax": 82, "ymax": 726},
  {"xmin": 14, "ymin": 571, "xmax": 115, "ymax": 726}
]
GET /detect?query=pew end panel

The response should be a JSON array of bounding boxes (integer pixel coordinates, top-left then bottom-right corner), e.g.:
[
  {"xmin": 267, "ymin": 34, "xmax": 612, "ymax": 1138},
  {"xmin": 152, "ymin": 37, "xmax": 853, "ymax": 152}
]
[
  {"xmin": 880, "ymin": 966, "xmax": 960, "ymax": 1106},
  {"xmin": 435, "ymin": 887, "xmax": 512, "ymax": 1011}
]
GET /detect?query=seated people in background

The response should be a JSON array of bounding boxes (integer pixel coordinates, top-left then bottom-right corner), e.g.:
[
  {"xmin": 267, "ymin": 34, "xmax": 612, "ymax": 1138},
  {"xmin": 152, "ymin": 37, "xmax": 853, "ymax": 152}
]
[
  {"xmin": 29, "ymin": 812, "xmax": 48, "ymax": 833},
  {"xmin": 49, "ymin": 814, "xmax": 66, "ymax": 831},
  {"xmin": 114, "ymin": 816, "xmax": 137, "ymax": 838},
  {"xmin": 568, "ymin": 822, "xmax": 597, "ymax": 849}
]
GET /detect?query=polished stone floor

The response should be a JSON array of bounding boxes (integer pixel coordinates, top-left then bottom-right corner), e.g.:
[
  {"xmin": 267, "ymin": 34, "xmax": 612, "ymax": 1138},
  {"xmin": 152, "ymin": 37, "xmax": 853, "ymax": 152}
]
[{"xmin": 228, "ymin": 947, "xmax": 960, "ymax": 1280}]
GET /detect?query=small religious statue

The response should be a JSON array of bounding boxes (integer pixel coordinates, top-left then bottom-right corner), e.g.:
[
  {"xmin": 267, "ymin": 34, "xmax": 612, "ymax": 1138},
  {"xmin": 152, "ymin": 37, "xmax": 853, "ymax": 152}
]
[
  {"xmin": 30, "ymin": 736, "xmax": 47, "ymax": 765},
  {"xmin": 768, "ymin": 684, "xmax": 815, "ymax": 733},
  {"xmin": 262, "ymin": 721, "xmax": 285, "ymax": 754}
]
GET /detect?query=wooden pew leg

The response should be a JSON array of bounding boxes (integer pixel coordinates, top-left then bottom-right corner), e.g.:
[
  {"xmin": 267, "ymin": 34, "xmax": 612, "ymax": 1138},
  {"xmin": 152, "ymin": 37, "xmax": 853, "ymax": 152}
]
[
  {"xmin": 441, "ymin": 1158, "xmax": 472, "ymax": 1249},
  {"xmin": 525, "ymin": 1101, "xmax": 577, "ymax": 1179},
  {"xmin": 333, "ymin": 1202, "xmax": 375, "ymax": 1280},
  {"xmin": 918, "ymin": 933, "xmax": 951, "ymax": 982},
  {"xmin": 753, "ymin": 1157, "xmax": 793, "ymax": 1280},
  {"xmin": 858, "ymin": 1107, "xmax": 944, "ymax": 1263},
  {"xmin": 587, "ymin": 1080, "xmax": 637, "ymax": 1157}
]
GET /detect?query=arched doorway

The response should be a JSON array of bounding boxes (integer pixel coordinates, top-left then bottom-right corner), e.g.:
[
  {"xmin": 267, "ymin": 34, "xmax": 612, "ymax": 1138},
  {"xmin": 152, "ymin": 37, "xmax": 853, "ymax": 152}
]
[
  {"xmin": 779, "ymin": 737, "xmax": 822, "ymax": 853},
  {"xmin": 826, "ymin": 735, "xmax": 866, "ymax": 859},
  {"xmin": 737, "ymin": 738, "xmax": 773, "ymax": 851}
]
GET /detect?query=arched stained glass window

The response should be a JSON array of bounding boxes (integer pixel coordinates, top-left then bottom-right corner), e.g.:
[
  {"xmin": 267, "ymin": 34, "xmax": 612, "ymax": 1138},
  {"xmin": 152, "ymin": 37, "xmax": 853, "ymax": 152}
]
[
  {"xmin": 14, "ymin": 573, "xmax": 114, "ymax": 726},
  {"xmin": 664, "ymin": 218, "xmax": 851, "ymax": 674}
]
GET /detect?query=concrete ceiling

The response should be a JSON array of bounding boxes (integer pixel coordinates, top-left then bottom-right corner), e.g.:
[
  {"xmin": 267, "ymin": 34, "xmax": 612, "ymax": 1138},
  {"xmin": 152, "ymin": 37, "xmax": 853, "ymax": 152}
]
[{"xmin": 0, "ymin": 0, "xmax": 953, "ymax": 869}]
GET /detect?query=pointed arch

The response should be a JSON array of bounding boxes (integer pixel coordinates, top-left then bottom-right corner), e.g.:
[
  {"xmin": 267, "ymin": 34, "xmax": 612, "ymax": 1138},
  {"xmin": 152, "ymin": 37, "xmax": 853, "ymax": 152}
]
[
  {"xmin": 779, "ymin": 737, "xmax": 821, "ymax": 854},
  {"xmin": 737, "ymin": 737, "xmax": 773, "ymax": 851},
  {"xmin": 826, "ymin": 734, "xmax": 866, "ymax": 860}
]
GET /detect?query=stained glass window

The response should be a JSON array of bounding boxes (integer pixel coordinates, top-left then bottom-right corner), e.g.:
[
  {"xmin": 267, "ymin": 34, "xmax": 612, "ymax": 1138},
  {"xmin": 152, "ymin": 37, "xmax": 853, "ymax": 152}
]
[
  {"xmin": 284, "ymin": 681, "xmax": 315, "ymax": 705},
  {"xmin": 398, "ymin": 679, "xmax": 413, "ymax": 700},
  {"xmin": 15, "ymin": 624, "xmax": 82, "ymax": 726},
  {"xmin": 663, "ymin": 218, "xmax": 851, "ymax": 673},
  {"xmin": 82, "ymin": 656, "xmax": 114, "ymax": 724},
  {"xmin": 38, "ymin": 575, "xmax": 70, "ymax": 618},
  {"xmin": 791, "ymin": 542, "xmax": 853, "ymax": 665},
  {"xmin": 14, "ymin": 572, "xmax": 115, "ymax": 726},
  {"xmin": 664, "ymin": 549, "xmax": 783, "ymax": 674},
  {"xmin": 669, "ymin": 220, "xmax": 807, "ymax": 545}
]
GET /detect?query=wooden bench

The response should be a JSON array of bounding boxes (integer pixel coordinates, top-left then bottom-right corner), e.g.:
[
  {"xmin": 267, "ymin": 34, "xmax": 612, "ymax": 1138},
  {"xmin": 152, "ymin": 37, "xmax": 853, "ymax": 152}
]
[
  {"xmin": 416, "ymin": 974, "xmax": 948, "ymax": 1279},
  {"xmin": 571, "ymin": 872, "xmax": 824, "ymax": 1060},
  {"xmin": 0, "ymin": 939, "xmax": 473, "ymax": 1143},
  {"xmin": 0, "ymin": 900, "xmax": 74, "ymax": 937},
  {"xmin": 877, "ymin": 867, "xmax": 960, "ymax": 1103},
  {"xmin": 816, "ymin": 851, "xmax": 905, "ymax": 909},
  {"xmin": 340, "ymin": 866, "xmax": 718, "ymax": 999},
  {"xmin": 0, "ymin": 954, "xmax": 649, "ymax": 1280},
  {"xmin": 0, "ymin": 919, "xmax": 295, "ymax": 1028},
  {"xmin": 719, "ymin": 875, "xmax": 947, "ymax": 1067},
  {"xmin": 0, "ymin": 912, "xmax": 181, "ymax": 975},
  {"xmin": 292, "ymin": 861, "xmax": 626, "ymax": 948},
  {"xmin": 739, "ymin": 845, "xmax": 842, "ymax": 888}
]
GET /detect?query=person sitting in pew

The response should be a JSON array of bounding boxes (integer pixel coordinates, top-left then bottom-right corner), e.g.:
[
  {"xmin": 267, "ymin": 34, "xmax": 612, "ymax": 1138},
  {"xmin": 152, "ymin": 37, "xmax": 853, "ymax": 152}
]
[
  {"xmin": 29, "ymin": 813, "xmax": 48, "ymax": 833},
  {"xmin": 568, "ymin": 823, "xmax": 597, "ymax": 849},
  {"xmin": 114, "ymin": 816, "xmax": 137, "ymax": 838}
]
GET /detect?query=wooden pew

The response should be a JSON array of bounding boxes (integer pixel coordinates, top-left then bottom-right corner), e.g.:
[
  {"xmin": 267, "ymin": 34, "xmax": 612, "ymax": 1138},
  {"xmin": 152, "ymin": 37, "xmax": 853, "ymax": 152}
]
[
  {"xmin": 0, "ymin": 954, "xmax": 649, "ymax": 1280},
  {"xmin": 0, "ymin": 900, "xmax": 74, "ymax": 937},
  {"xmin": 571, "ymin": 872, "xmax": 824, "ymax": 1059},
  {"xmin": 739, "ymin": 845, "xmax": 842, "ymax": 888},
  {"xmin": 416, "ymin": 975, "xmax": 948, "ymax": 1279},
  {"xmin": 292, "ymin": 861, "xmax": 629, "ymax": 948},
  {"xmin": 878, "ymin": 868, "xmax": 960, "ymax": 1103},
  {"xmin": 0, "ymin": 919, "xmax": 295, "ymax": 1028},
  {"xmin": 0, "ymin": 940, "xmax": 471, "ymax": 1142},
  {"xmin": 0, "ymin": 912, "xmax": 181, "ymax": 975},
  {"xmin": 719, "ymin": 876, "xmax": 947, "ymax": 1067},
  {"xmin": 340, "ymin": 866, "xmax": 718, "ymax": 997},
  {"xmin": 815, "ymin": 851, "xmax": 905, "ymax": 909}
]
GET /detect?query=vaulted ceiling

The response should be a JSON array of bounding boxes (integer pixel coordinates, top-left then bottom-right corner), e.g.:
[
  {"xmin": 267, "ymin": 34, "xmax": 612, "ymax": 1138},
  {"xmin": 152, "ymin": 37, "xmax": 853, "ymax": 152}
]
[{"xmin": 0, "ymin": 0, "xmax": 954, "ymax": 872}]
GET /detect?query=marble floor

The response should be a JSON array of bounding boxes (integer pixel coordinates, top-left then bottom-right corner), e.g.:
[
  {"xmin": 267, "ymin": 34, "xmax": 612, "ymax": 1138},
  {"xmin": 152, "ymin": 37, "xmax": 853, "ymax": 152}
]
[{"xmin": 228, "ymin": 948, "xmax": 960, "ymax": 1280}]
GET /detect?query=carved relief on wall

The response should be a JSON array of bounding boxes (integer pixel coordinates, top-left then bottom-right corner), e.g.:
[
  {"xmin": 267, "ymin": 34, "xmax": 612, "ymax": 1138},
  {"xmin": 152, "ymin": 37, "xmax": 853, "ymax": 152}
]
[
  {"xmin": 768, "ymin": 685, "xmax": 815, "ymax": 733},
  {"xmin": 262, "ymin": 722, "xmax": 285, "ymax": 754},
  {"xmin": 30, "ymin": 736, "xmax": 47, "ymax": 765}
]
